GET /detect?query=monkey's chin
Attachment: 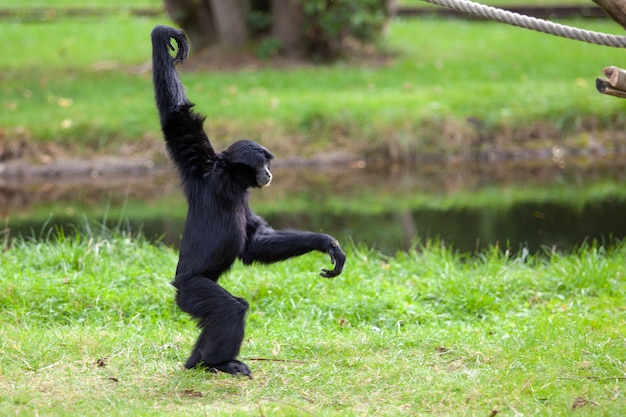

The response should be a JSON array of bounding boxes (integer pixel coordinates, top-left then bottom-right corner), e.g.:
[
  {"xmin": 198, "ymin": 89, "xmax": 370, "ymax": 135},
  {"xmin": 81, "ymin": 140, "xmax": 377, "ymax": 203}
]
[{"xmin": 257, "ymin": 176, "xmax": 272, "ymax": 188}]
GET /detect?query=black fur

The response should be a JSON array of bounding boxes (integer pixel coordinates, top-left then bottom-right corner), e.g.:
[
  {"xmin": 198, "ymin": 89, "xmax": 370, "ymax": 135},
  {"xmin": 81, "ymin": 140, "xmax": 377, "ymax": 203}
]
[{"xmin": 151, "ymin": 25, "xmax": 346, "ymax": 378}]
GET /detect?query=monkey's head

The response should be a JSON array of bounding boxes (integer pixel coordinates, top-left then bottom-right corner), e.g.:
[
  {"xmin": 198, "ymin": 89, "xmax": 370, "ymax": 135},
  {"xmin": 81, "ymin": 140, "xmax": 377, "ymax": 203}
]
[{"xmin": 221, "ymin": 140, "xmax": 274, "ymax": 189}]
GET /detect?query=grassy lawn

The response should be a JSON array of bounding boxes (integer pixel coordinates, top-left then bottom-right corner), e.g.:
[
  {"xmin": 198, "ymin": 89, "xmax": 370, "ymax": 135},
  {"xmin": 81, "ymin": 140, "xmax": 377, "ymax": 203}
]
[
  {"xmin": 2, "ymin": 6, "xmax": 625, "ymax": 415},
  {"xmin": 1, "ymin": 233, "xmax": 625, "ymax": 416},
  {"xmin": 2, "ymin": 10, "xmax": 626, "ymax": 161}
]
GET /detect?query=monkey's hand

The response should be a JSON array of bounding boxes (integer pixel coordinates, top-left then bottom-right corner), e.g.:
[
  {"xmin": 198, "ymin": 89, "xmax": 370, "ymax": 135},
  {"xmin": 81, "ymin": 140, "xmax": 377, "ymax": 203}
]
[
  {"xmin": 152, "ymin": 25, "xmax": 189, "ymax": 65},
  {"xmin": 168, "ymin": 28, "xmax": 189, "ymax": 65},
  {"xmin": 320, "ymin": 239, "xmax": 346, "ymax": 278}
]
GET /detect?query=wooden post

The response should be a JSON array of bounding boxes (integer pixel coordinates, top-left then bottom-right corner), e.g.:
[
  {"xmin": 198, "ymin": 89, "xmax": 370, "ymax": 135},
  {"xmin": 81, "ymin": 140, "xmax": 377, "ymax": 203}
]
[
  {"xmin": 596, "ymin": 66, "xmax": 626, "ymax": 97},
  {"xmin": 592, "ymin": 0, "xmax": 626, "ymax": 31},
  {"xmin": 592, "ymin": 1, "xmax": 626, "ymax": 98},
  {"xmin": 596, "ymin": 77, "xmax": 626, "ymax": 98},
  {"xmin": 603, "ymin": 66, "xmax": 626, "ymax": 89}
]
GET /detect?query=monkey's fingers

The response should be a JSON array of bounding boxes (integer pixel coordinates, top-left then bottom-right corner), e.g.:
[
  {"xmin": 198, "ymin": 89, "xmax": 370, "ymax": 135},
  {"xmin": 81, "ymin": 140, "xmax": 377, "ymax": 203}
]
[
  {"xmin": 320, "ymin": 268, "xmax": 338, "ymax": 278},
  {"xmin": 320, "ymin": 264, "xmax": 342, "ymax": 278},
  {"xmin": 173, "ymin": 41, "xmax": 189, "ymax": 64},
  {"xmin": 320, "ymin": 247, "xmax": 346, "ymax": 278}
]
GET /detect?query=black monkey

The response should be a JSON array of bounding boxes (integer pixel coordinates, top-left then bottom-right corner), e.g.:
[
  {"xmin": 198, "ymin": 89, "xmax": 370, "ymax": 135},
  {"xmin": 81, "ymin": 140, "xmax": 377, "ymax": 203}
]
[{"xmin": 151, "ymin": 25, "xmax": 346, "ymax": 378}]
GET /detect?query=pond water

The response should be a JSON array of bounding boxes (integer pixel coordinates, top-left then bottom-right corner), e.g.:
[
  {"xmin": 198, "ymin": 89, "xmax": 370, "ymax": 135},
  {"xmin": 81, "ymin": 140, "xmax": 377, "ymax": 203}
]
[{"xmin": 3, "ymin": 155, "xmax": 626, "ymax": 255}]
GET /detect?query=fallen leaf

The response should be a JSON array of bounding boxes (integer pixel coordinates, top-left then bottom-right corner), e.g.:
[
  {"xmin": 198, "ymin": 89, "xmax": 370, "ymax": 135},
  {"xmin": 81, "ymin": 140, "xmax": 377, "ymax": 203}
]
[{"xmin": 181, "ymin": 389, "xmax": 203, "ymax": 398}]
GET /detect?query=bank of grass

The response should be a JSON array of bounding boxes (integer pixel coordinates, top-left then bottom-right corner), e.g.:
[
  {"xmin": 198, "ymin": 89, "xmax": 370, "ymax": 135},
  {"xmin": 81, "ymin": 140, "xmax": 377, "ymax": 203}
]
[
  {"xmin": 2, "ymin": 11, "xmax": 626, "ymax": 161},
  {"xmin": 1, "ymin": 232, "xmax": 625, "ymax": 416}
]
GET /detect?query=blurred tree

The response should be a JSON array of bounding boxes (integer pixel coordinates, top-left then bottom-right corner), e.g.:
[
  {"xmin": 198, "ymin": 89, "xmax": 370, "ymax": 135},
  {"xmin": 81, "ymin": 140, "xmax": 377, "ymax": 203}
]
[{"xmin": 163, "ymin": 0, "xmax": 396, "ymax": 60}]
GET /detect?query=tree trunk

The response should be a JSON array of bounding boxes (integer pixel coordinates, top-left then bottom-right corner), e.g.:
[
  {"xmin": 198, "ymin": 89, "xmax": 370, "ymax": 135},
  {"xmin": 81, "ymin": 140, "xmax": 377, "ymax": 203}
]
[
  {"xmin": 593, "ymin": 0, "xmax": 626, "ymax": 31},
  {"xmin": 271, "ymin": 0, "xmax": 306, "ymax": 57},
  {"xmin": 164, "ymin": 0, "xmax": 216, "ymax": 50},
  {"xmin": 208, "ymin": 0, "xmax": 249, "ymax": 47}
]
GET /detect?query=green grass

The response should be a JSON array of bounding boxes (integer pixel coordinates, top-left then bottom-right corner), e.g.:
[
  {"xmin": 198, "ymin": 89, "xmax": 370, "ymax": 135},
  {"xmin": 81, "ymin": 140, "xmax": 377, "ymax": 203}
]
[
  {"xmin": 1, "ymin": 232, "xmax": 625, "ymax": 416},
  {"xmin": 2, "ymin": 12, "xmax": 626, "ymax": 159},
  {"xmin": 0, "ymin": 0, "xmax": 162, "ymax": 7},
  {"xmin": 3, "ymin": 5, "xmax": 625, "ymax": 415}
]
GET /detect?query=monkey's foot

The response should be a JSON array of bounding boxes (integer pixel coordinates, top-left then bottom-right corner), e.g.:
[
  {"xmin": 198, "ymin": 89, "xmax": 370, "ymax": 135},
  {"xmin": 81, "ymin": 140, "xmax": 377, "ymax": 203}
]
[{"xmin": 208, "ymin": 360, "xmax": 252, "ymax": 379}]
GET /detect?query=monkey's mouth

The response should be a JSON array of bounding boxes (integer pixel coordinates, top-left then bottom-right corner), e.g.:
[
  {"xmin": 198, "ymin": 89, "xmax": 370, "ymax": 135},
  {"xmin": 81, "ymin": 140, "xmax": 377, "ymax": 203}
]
[{"xmin": 256, "ymin": 171, "xmax": 272, "ymax": 187}]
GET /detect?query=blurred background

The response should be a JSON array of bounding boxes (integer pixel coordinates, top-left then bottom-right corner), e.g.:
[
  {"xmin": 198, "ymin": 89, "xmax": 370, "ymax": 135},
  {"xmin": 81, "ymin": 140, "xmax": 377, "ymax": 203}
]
[{"xmin": 2, "ymin": 0, "xmax": 626, "ymax": 254}]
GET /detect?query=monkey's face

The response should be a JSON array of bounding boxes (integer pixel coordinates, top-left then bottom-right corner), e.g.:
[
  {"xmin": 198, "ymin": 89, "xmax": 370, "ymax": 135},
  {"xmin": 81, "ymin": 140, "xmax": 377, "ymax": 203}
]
[
  {"xmin": 222, "ymin": 140, "xmax": 274, "ymax": 189},
  {"xmin": 256, "ymin": 163, "xmax": 272, "ymax": 188}
]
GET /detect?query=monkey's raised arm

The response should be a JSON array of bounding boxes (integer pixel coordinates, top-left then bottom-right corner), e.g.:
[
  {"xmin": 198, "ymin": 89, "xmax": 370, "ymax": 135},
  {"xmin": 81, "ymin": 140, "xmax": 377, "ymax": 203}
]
[
  {"xmin": 151, "ymin": 25, "xmax": 190, "ymax": 125},
  {"xmin": 151, "ymin": 25, "xmax": 215, "ymax": 180}
]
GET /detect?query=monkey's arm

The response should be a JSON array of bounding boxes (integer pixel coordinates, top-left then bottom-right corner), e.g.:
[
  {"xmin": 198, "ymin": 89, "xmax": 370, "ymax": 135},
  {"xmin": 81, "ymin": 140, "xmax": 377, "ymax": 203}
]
[
  {"xmin": 241, "ymin": 215, "xmax": 346, "ymax": 278},
  {"xmin": 151, "ymin": 25, "xmax": 190, "ymax": 124},
  {"xmin": 151, "ymin": 25, "xmax": 215, "ymax": 180}
]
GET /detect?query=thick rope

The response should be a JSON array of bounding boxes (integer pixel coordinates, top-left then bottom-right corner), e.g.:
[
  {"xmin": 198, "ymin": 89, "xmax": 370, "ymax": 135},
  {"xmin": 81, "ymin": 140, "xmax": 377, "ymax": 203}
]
[{"xmin": 421, "ymin": 0, "xmax": 626, "ymax": 48}]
